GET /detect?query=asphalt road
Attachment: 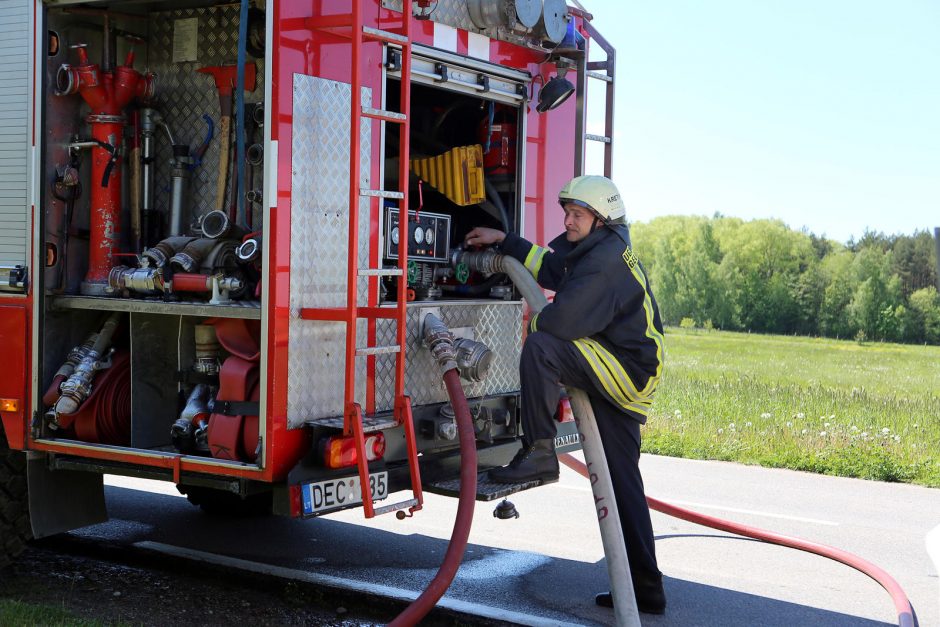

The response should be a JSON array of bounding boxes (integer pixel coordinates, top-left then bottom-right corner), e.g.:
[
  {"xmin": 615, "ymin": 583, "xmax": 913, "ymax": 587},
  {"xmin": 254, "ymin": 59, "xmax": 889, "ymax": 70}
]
[{"xmin": 88, "ymin": 454, "xmax": 939, "ymax": 626}]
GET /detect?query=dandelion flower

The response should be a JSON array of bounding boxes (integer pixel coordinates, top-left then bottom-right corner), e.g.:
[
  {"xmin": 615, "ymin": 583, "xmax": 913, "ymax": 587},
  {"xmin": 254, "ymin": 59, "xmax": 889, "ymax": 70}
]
[
  {"xmin": 819, "ymin": 431, "xmax": 827, "ymax": 437},
  {"xmin": 796, "ymin": 412, "xmax": 805, "ymax": 419},
  {"xmin": 746, "ymin": 421, "xmax": 753, "ymax": 427},
  {"xmin": 893, "ymin": 435, "xmax": 901, "ymax": 443},
  {"xmin": 786, "ymin": 421, "xmax": 792, "ymax": 427},
  {"xmin": 801, "ymin": 429, "xmax": 808, "ymax": 435},
  {"xmin": 881, "ymin": 427, "xmax": 890, "ymax": 435},
  {"xmin": 717, "ymin": 428, "xmax": 724, "ymax": 435},
  {"xmin": 829, "ymin": 415, "xmax": 835, "ymax": 420},
  {"xmin": 674, "ymin": 409, "xmax": 682, "ymax": 417},
  {"xmin": 729, "ymin": 422, "xmax": 736, "ymax": 429},
  {"xmin": 760, "ymin": 412, "xmax": 771, "ymax": 419}
]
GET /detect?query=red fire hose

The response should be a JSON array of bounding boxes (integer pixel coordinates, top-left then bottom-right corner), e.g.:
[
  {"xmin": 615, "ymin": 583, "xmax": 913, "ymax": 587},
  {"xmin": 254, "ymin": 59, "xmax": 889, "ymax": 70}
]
[
  {"xmin": 389, "ymin": 368, "xmax": 477, "ymax": 627},
  {"xmin": 558, "ymin": 454, "xmax": 916, "ymax": 627}
]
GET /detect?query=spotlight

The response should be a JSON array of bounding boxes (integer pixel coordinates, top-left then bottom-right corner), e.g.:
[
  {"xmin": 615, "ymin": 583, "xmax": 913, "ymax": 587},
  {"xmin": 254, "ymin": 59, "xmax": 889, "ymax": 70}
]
[{"xmin": 536, "ymin": 65, "xmax": 575, "ymax": 113}]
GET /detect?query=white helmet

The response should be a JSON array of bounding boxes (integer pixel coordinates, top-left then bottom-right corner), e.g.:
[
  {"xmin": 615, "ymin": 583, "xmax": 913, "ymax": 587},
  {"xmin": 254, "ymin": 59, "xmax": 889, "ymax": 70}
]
[{"xmin": 558, "ymin": 175, "xmax": 626, "ymax": 224}]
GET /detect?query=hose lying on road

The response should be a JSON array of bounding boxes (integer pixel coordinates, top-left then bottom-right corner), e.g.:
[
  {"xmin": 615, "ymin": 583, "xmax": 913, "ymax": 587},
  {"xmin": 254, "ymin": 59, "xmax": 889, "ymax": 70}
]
[
  {"xmin": 389, "ymin": 318, "xmax": 477, "ymax": 627},
  {"xmin": 489, "ymin": 249, "xmax": 915, "ymax": 627},
  {"xmin": 559, "ymin": 454, "xmax": 917, "ymax": 627}
]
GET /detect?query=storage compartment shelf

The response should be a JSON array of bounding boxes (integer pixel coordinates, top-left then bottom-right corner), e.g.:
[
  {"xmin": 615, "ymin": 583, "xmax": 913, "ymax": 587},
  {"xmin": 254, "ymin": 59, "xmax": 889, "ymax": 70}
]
[{"xmin": 50, "ymin": 296, "xmax": 261, "ymax": 319}]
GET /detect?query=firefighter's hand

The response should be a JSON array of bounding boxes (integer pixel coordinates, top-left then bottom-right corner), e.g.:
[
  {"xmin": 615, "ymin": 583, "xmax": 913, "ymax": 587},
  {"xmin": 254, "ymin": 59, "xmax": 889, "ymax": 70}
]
[{"xmin": 464, "ymin": 227, "xmax": 506, "ymax": 247}]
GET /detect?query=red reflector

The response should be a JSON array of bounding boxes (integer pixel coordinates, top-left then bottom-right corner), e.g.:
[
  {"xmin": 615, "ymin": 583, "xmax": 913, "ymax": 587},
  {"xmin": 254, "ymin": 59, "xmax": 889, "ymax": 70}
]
[
  {"xmin": 556, "ymin": 397, "xmax": 574, "ymax": 422},
  {"xmin": 320, "ymin": 432, "xmax": 386, "ymax": 469},
  {"xmin": 289, "ymin": 484, "xmax": 303, "ymax": 518}
]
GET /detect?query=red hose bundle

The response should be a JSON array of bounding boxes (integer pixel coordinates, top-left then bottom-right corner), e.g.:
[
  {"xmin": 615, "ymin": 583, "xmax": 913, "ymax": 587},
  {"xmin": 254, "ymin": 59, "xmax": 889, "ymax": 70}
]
[{"xmin": 67, "ymin": 350, "xmax": 132, "ymax": 446}]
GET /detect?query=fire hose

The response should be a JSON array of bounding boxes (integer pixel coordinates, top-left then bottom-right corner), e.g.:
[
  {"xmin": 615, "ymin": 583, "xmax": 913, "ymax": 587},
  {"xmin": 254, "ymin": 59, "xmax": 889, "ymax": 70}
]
[
  {"xmin": 389, "ymin": 315, "xmax": 478, "ymax": 626},
  {"xmin": 460, "ymin": 249, "xmax": 915, "ymax": 627}
]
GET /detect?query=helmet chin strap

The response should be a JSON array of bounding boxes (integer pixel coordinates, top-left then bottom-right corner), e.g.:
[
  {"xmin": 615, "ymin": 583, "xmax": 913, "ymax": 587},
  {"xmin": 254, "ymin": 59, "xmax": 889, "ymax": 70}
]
[{"xmin": 590, "ymin": 215, "xmax": 602, "ymax": 234}]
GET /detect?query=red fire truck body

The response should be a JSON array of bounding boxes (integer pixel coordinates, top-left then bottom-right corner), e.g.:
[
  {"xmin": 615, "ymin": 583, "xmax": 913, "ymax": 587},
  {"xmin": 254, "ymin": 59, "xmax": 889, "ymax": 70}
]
[{"xmin": 0, "ymin": 0, "xmax": 613, "ymax": 552}]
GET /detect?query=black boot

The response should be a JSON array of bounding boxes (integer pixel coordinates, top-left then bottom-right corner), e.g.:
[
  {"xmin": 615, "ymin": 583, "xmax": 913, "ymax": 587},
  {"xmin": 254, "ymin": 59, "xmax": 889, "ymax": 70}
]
[
  {"xmin": 489, "ymin": 439, "xmax": 559, "ymax": 484},
  {"xmin": 595, "ymin": 575, "xmax": 666, "ymax": 615}
]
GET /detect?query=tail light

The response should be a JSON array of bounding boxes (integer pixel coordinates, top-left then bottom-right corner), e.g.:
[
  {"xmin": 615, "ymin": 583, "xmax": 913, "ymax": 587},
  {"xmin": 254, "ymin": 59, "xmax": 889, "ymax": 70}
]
[
  {"xmin": 319, "ymin": 432, "xmax": 386, "ymax": 469},
  {"xmin": 0, "ymin": 398, "xmax": 20, "ymax": 412}
]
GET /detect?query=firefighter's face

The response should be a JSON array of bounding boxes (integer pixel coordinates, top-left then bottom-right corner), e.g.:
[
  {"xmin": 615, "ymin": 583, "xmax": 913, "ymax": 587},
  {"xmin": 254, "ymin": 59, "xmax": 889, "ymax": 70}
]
[{"xmin": 562, "ymin": 203, "xmax": 595, "ymax": 242}]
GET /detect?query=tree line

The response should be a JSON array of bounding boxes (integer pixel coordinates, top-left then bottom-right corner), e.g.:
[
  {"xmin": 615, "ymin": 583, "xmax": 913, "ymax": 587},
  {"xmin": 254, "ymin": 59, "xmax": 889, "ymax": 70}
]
[{"xmin": 630, "ymin": 215, "xmax": 940, "ymax": 344}]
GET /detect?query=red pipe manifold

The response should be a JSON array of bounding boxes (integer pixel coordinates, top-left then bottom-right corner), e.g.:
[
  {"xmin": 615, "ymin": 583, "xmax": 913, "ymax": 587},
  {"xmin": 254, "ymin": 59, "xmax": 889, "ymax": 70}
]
[{"xmin": 57, "ymin": 45, "xmax": 154, "ymax": 296}]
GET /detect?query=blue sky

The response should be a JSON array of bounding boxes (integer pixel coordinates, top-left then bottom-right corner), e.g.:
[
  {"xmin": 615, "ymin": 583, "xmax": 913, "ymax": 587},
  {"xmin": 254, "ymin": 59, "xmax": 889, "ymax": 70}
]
[{"xmin": 581, "ymin": 1, "xmax": 940, "ymax": 244}]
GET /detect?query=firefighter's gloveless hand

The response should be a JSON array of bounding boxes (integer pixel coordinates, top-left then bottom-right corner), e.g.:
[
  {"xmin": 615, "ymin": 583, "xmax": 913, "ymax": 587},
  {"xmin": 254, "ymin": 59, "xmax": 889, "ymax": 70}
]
[{"xmin": 464, "ymin": 227, "xmax": 506, "ymax": 247}]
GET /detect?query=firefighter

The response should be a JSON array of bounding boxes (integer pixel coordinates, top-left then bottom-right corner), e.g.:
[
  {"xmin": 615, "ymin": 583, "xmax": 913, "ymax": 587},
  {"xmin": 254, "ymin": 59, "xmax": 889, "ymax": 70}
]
[{"xmin": 464, "ymin": 175, "xmax": 666, "ymax": 615}]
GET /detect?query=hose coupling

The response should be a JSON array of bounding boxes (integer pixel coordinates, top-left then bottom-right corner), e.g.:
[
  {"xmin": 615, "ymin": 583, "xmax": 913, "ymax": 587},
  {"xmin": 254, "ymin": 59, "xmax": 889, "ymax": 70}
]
[
  {"xmin": 450, "ymin": 247, "xmax": 504, "ymax": 275},
  {"xmin": 453, "ymin": 338, "xmax": 493, "ymax": 382},
  {"xmin": 422, "ymin": 313, "xmax": 457, "ymax": 373},
  {"xmin": 108, "ymin": 265, "xmax": 165, "ymax": 294}
]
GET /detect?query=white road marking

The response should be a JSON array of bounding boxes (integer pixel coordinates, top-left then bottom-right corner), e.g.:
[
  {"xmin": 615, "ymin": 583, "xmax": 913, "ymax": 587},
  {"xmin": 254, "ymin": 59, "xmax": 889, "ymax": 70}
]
[
  {"xmin": 553, "ymin": 483, "xmax": 837, "ymax": 526},
  {"xmin": 653, "ymin": 498, "xmax": 839, "ymax": 526},
  {"xmin": 927, "ymin": 523, "xmax": 940, "ymax": 608},
  {"xmin": 135, "ymin": 541, "xmax": 586, "ymax": 627}
]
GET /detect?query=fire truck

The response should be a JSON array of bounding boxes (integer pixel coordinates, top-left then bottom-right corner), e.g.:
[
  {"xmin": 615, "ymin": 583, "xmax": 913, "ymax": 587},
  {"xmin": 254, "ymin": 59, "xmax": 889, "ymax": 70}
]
[{"xmin": 0, "ymin": 0, "xmax": 615, "ymax": 575}]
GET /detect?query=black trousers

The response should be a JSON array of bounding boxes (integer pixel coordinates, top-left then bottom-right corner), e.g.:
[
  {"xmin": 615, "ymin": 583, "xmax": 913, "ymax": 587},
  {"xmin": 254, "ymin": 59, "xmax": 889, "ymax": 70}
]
[{"xmin": 520, "ymin": 331, "xmax": 661, "ymax": 584}]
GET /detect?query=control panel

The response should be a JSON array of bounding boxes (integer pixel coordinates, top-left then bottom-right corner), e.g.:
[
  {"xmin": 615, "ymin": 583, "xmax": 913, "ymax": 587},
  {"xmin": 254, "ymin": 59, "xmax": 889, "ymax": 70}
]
[{"xmin": 384, "ymin": 207, "xmax": 451, "ymax": 262}]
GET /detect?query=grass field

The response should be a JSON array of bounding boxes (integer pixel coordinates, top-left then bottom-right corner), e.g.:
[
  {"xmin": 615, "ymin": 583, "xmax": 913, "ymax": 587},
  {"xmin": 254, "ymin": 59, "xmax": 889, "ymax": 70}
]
[{"xmin": 641, "ymin": 328, "xmax": 940, "ymax": 487}]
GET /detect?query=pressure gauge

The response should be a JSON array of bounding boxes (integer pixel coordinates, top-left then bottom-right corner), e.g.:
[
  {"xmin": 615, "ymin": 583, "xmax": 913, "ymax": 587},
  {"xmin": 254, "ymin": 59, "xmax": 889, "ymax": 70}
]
[
  {"xmin": 425, "ymin": 228, "xmax": 434, "ymax": 245},
  {"xmin": 391, "ymin": 226, "xmax": 399, "ymax": 246},
  {"xmin": 414, "ymin": 226, "xmax": 425, "ymax": 244}
]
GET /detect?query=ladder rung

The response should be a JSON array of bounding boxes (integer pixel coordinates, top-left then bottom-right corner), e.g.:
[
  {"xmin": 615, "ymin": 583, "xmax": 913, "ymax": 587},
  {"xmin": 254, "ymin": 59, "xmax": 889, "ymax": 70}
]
[
  {"xmin": 362, "ymin": 106, "xmax": 407, "ymax": 123},
  {"xmin": 587, "ymin": 71, "xmax": 613, "ymax": 83},
  {"xmin": 359, "ymin": 268, "xmax": 404, "ymax": 277},
  {"xmin": 586, "ymin": 134, "xmax": 612, "ymax": 144},
  {"xmin": 362, "ymin": 26, "xmax": 409, "ymax": 45},
  {"xmin": 356, "ymin": 345, "xmax": 401, "ymax": 356},
  {"xmin": 361, "ymin": 188, "xmax": 405, "ymax": 199},
  {"xmin": 373, "ymin": 498, "xmax": 420, "ymax": 517}
]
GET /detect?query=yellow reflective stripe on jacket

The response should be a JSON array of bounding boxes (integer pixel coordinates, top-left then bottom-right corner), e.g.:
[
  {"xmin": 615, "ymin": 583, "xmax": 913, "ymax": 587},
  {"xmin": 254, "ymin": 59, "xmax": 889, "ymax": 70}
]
[
  {"xmin": 573, "ymin": 339, "xmax": 651, "ymax": 416},
  {"xmin": 529, "ymin": 312, "xmax": 539, "ymax": 333},
  {"xmin": 523, "ymin": 246, "xmax": 549, "ymax": 278},
  {"xmin": 622, "ymin": 246, "xmax": 664, "ymax": 396}
]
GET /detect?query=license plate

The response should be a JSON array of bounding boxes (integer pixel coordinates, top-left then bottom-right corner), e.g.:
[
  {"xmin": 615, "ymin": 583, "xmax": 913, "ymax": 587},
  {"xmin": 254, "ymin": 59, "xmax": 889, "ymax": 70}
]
[{"xmin": 301, "ymin": 471, "xmax": 388, "ymax": 515}]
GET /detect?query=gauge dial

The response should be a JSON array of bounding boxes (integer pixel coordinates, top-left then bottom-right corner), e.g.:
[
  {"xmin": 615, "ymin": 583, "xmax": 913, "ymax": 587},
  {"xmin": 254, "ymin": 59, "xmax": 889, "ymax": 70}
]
[
  {"xmin": 414, "ymin": 226, "xmax": 425, "ymax": 244},
  {"xmin": 391, "ymin": 226, "xmax": 399, "ymax": 245},
  {"xmin": 425, "ymin": 228, "xmax": 434, "ymax": 245}
]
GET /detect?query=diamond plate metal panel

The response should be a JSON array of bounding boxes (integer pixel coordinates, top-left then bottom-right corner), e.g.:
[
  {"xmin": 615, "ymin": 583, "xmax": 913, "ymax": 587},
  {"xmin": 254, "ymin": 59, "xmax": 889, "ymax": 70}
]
[
  {"xmin": 383, "ymin": 0, "xmax": 476, "ymax": 32},
  {"xmin": 374, "ymin": 303, "xmax": 522, "ymax": 411},
  {"xmin": 287, "ymin": 75, "xmax": 372, "ymax": 427},
  {"xmin": 148, "ymin": 7, "xmax": 265, "ymax": 225}
]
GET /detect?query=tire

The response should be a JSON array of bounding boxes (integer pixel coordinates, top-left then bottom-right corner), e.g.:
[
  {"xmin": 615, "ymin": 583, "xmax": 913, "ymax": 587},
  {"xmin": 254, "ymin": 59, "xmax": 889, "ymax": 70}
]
[
  {"xmin": 0, "ymin": 428, "xmax": 31, "ymax": 571},
  {"xmin": 178, "ymin": 485, "xmax": 273, "ymax": 517}
]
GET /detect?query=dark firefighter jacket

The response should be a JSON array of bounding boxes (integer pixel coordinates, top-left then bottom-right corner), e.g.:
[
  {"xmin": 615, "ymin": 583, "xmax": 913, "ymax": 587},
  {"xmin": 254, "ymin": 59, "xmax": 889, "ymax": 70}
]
[{"xmin": 500, "ymin": 225, "xmax": 665, "ymax": 422}]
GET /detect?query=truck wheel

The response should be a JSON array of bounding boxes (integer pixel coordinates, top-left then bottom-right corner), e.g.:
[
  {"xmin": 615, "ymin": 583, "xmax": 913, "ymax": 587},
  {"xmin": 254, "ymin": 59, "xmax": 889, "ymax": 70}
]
[
  {"xmin": 0, "ymin": 429, "xmax": 31, "ymax": 571},
  {"xmin": 178, "ymin": 485, "xmax": 272, "ymax": 517}
]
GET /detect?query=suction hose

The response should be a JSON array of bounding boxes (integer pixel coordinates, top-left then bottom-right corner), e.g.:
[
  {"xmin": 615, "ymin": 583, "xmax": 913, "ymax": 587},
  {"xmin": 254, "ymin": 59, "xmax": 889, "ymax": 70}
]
[
  {"xmin": 389, "ymin": 315, "xmax": 477, "ymax": 626},
  {"xmin": 481, "ymin": 249, "xmax": 915, "ymax": 626}
]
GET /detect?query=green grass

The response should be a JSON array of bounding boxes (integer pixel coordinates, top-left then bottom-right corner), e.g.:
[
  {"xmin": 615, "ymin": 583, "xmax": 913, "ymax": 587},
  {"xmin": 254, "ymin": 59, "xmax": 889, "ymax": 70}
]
[
  {"xmin": 641, "ymin": 327, "xmax": 940, "ymax": 487},
  {"xmin": 0, "ymin": 599, "xmax": 108, "ymax": 626}
]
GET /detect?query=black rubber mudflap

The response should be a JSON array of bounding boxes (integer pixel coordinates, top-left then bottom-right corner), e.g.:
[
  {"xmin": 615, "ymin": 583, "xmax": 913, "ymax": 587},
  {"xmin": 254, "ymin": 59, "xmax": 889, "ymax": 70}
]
[{"xmin": 424, "ymin": 471, "xmax": 554, "ymax": 501}]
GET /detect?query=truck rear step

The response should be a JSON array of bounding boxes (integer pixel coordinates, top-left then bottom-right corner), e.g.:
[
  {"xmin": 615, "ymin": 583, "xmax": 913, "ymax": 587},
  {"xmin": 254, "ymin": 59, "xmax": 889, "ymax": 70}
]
[{"xmin": 423, "ymin": 472, "xmax": 553, "ymax": 501}]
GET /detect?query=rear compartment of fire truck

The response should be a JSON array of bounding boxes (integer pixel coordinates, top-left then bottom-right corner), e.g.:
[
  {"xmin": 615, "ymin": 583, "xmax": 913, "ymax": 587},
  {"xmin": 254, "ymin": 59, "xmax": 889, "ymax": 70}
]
[{"xmin": 35, "ymin": 1, "xmax": 564, "ymax": 516}]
